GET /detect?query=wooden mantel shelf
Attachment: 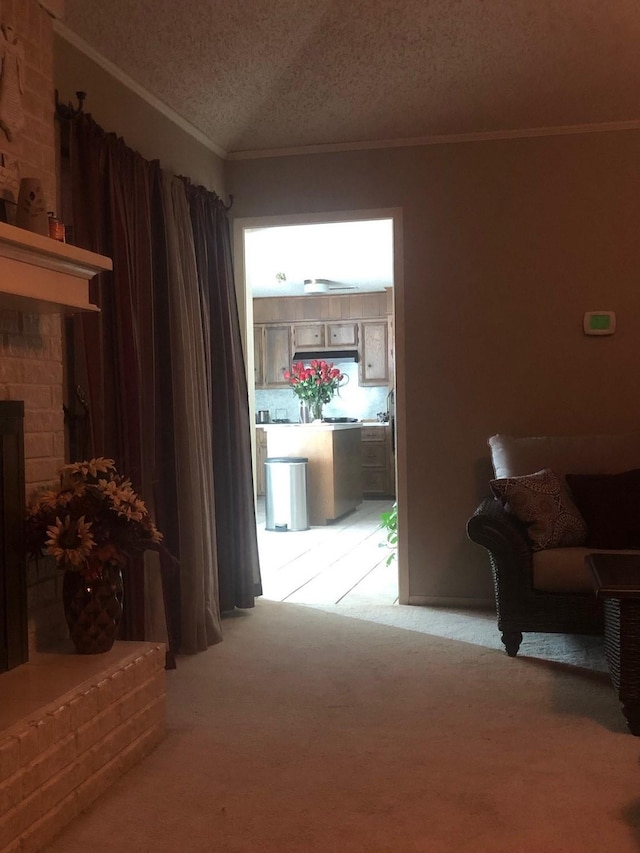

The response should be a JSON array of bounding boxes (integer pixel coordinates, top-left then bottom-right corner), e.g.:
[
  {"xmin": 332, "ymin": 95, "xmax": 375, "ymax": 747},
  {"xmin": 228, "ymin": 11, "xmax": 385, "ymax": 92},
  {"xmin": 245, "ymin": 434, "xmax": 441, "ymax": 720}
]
[{"xmin": 0, "ymin": 220, "xmax": 112, "ymax": 313}]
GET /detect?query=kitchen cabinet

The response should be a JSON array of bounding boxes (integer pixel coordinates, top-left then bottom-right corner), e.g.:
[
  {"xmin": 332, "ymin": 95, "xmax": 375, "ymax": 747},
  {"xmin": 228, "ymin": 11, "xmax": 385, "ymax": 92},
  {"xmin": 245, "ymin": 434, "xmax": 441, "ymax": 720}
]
[
  {"xmin": 253, "ymin": 326, "xmax": 264, "ymax": 387},
  {"xmin": 292, "ymin": 321, "xmax": 358, "ymax": 351},
  {"xmin": 360, "ymin": 321, "xmax": 389, "ymax": 385},
  {"xmin": 292, "ymin": 323, "xmax": 325, "ymax": 350},
  {"xmin": 255, "ymin": 324, "xmax": 292, "ymax": 387},
  {"xmin": 361, "ymin": 424, "xmax": 395, "ymax": 497},
  {"xmin": 327, "ymin": 322, "xmax": 358, "ymax": 347},
  {"xmin": 255, "ymin": 427, "xmax": 268, "ymax": 495}
]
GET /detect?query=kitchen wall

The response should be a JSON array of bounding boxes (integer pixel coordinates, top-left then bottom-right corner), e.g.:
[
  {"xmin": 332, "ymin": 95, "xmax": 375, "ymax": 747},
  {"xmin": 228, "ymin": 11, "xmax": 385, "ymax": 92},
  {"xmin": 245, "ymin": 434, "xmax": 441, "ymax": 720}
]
[
  {"xmin": 255, "ymin": 361, "xmax": 390, "ymax": 423},
  {"xmin": 228, "ymin": 129, "xmax": 640, "ymax": 605}
]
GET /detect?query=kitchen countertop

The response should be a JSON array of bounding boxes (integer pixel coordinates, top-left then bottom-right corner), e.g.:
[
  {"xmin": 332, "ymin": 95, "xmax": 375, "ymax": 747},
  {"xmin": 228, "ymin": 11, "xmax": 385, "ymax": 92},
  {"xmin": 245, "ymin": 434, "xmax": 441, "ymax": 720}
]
[{"xmin": 260, "ymin": 422, "xmax": 362, "ymax": 431}]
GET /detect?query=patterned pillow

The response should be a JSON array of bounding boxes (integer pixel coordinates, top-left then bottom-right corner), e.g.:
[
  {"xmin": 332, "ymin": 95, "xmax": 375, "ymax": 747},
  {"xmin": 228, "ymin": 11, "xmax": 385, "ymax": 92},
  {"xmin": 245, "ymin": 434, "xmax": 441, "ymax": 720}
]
[{"xmin": 490, "ymin": 468, "xmax": 587, "ymax": 550}]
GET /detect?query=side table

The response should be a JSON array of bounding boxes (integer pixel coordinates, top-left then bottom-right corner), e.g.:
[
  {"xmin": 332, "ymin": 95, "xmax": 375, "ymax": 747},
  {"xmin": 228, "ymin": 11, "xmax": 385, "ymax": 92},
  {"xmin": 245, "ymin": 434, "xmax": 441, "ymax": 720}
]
[{"xmin": 586, "ymin": 553, "xmax": 640, "ymax": 735}]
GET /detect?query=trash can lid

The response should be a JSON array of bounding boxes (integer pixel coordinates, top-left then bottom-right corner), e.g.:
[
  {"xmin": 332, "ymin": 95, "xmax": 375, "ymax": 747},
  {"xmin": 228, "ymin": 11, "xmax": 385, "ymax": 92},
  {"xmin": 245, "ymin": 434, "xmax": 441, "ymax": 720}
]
[{"xmin": 265, "ymin": 457, "xmax": 308, "ymax": 463}]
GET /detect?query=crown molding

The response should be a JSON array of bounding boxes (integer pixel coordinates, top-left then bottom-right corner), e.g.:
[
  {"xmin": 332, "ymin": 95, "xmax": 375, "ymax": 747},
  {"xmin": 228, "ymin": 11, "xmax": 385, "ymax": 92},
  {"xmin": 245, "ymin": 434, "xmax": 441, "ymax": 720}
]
[
  {"xmin": 54, "ymin": 21, "xmax": 228, "ymax": 159},
  {"xmin": 38, "ymin": 0, "xmax": 64, "ymax": 18},
  {"xmin": 227, "ymin": 119, "xmax": 640, "ymax": 161}
]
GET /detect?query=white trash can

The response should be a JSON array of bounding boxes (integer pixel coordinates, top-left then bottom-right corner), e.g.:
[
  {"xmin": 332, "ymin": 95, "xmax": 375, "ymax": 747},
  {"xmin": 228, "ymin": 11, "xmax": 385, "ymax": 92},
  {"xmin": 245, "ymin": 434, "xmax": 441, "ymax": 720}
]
[{"xmin": 265, "ymin": 457, "xmax": 309, "ymax": 532}]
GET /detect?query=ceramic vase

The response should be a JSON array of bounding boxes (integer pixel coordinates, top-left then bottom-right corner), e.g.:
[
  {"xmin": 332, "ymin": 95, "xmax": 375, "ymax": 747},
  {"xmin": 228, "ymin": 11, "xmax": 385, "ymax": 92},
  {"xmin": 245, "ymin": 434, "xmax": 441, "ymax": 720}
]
[
  {"xmin": 62, "ymin": 563, "xmax": 124, "ymax": 654},
  {"xmin": 16, "ymin": 177, "xmax": 48, "ymax": 236}
]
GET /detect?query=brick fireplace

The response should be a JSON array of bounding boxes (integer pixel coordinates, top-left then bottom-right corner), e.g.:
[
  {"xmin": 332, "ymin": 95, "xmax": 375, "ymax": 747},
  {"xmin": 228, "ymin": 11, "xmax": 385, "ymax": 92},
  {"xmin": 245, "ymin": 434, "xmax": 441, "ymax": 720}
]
[{"xmin": 0, "ymin": 6, "xmax": 167, "ymax": 849}]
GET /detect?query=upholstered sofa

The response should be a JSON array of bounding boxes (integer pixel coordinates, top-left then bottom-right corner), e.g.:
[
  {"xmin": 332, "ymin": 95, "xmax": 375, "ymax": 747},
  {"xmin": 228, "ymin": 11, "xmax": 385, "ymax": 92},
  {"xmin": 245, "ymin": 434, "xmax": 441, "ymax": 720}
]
[{"xmin": 467, "ymin": 431, "xmax": 640, "ymax": 656}]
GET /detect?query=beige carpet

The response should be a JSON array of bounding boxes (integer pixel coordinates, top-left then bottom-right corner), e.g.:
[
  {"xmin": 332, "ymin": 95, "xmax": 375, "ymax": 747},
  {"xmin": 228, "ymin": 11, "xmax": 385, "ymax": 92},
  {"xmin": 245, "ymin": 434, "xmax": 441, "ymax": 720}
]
[{"xmin": 44, "ymin": 600, "xmax": 640, "ymax": 853}]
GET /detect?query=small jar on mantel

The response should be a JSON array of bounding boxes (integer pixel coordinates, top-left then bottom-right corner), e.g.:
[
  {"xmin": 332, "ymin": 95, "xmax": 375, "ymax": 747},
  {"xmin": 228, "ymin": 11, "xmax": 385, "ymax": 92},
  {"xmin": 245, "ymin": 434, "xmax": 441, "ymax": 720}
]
[{"xmin": 48, "ymin": 211, "xmax": 65, "ymax": 242}]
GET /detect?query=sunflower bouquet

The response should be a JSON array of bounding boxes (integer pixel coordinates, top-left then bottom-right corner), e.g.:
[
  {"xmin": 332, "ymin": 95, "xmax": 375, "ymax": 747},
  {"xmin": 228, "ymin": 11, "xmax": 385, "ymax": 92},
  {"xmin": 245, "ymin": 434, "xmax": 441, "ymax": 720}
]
[{"xmin": 25, "ymin": 457, "xmax": 163, "ymax": 580}]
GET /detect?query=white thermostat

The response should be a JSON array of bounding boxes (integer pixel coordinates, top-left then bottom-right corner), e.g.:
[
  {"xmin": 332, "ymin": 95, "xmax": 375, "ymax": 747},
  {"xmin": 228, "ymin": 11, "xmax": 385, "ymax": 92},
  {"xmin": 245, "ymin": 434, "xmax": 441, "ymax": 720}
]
[{"xmin": 584, "ymin": 311, "xmax": 616, "ymax": 336}]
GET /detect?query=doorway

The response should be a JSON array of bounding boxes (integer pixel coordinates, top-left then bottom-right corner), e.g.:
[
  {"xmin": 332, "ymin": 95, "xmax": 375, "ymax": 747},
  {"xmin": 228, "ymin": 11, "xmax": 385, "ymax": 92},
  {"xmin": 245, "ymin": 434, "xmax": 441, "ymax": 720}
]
[{"xmin": 233, "ymin": 209, "xmax": 407, "ymax": 606}]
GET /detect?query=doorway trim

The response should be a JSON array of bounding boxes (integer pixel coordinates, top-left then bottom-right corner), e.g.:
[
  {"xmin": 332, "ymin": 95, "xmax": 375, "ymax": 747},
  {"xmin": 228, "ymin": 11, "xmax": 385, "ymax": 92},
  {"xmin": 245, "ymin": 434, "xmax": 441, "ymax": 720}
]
[{"xmin": 233, "ymin": 208, "xmax": 407, "ymax": 604}]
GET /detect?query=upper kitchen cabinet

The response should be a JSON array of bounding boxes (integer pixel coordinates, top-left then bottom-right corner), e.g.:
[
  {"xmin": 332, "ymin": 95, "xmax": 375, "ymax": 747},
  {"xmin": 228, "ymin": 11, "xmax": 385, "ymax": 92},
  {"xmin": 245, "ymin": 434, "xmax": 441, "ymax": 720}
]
[
  {"xmin": 292, "ymin": 321, "xmax": 358, "ymax": 351},
  {"xmin": 360, "ymin": 320, "xmax": 389, "ymax": 385},
  {"xmin": 327, "ymin": 322, "xmax": 358, "ymax": 347},
  {"xmin": 262, "ymin": 325, "xmax": 292, "ymax": 387},
  {"xmin": 292, "ymin": 323, "xmax": 325, "ymax": 350},
  {"xmin": 254, "ymin": 325, "xmax": 265, "ymax": 387}
]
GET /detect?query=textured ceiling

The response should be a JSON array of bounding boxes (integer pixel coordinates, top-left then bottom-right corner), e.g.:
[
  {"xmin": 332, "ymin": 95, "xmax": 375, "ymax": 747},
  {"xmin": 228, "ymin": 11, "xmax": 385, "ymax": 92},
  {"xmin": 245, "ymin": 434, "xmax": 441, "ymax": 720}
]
[{"xmin": 60, "ymin": 0, "xmax": 640, "ymax": 157}]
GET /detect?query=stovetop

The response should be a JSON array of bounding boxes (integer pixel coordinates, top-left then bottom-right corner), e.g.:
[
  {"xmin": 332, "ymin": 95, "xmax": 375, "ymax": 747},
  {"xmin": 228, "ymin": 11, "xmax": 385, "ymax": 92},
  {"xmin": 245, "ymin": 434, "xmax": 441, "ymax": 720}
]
[{"xmin": 322, "ymin": 417, "xmax": 359, "ymax": 423}]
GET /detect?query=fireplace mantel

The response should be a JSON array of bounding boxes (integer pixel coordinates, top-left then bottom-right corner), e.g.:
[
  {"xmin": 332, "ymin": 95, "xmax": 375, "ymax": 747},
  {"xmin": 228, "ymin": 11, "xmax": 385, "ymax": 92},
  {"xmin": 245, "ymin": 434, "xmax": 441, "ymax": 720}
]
[{"xmin": 0, "ymin": 221, "xmax": 112, "ymax": 313}]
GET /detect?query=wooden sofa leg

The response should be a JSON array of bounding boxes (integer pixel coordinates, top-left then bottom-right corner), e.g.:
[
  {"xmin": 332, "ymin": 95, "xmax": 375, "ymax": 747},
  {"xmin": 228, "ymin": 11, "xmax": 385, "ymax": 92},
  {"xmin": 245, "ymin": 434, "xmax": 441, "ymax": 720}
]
[{"xmin": 501, "ymin": 631, "xmax": 523, "ymax": 657}]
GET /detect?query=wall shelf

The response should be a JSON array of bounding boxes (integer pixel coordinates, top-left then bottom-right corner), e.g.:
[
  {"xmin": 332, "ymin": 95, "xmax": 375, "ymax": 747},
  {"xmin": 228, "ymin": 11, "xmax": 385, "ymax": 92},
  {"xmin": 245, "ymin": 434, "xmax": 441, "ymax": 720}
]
[{"xmin": 0, "ymin": 221, "xmax": 112, "ymax": 313}]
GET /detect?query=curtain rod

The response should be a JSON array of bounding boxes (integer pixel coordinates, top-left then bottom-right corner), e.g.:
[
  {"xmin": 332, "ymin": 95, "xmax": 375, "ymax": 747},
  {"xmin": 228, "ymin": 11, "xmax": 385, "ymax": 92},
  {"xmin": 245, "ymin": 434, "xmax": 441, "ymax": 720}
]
[
  {"xmin": 55, "ymin": 89, "xmax": 87, "ymax": 120},
  {"xmin": 54, "ymin": 90, "xmax": 233, "ymax": 209}
]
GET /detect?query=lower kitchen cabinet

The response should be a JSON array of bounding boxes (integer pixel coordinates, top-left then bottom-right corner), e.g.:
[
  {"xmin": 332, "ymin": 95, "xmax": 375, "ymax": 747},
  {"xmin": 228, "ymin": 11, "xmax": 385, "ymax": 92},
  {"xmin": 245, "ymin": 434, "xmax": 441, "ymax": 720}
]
[
  {"xmin": 361, "ymin": 424, "xmax": 395, "ymax": 497},
  {"xmin": 256, "ymin": 427, "xmax": 268, "ymax": 495}
]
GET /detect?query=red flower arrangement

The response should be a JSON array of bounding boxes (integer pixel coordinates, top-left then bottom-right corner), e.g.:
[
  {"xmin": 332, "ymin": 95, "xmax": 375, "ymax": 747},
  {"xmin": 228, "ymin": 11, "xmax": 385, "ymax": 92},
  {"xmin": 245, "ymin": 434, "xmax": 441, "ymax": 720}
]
[{"xmin": 283, "ymin": 359, "xmax": 344, "ymax": 419}]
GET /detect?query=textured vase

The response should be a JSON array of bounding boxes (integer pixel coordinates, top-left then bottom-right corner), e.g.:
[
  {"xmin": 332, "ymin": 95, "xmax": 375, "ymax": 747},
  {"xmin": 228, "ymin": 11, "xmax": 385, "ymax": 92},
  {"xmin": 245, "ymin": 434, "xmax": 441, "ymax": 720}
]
[{"xmin": 62, "ymin": 563, "xmax": 124, "ymax": 654}]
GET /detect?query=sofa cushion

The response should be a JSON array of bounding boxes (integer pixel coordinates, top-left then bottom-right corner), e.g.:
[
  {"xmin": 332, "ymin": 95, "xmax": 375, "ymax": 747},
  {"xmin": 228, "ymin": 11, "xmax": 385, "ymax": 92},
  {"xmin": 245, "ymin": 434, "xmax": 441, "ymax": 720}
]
[
  {"xmin": 533, "ymin": 546, "xmax": 640, "ymax": 593},
  {"xmin": 489, "ymin": 431, "xmax": 640, "ymax": 480},
  {"xmin": 490, "ymin": 468, "xmax": 587, "ymax": 550},
  {"xmin": 565, "ymin": 468, "xmax": 640, "ymax": 549}
]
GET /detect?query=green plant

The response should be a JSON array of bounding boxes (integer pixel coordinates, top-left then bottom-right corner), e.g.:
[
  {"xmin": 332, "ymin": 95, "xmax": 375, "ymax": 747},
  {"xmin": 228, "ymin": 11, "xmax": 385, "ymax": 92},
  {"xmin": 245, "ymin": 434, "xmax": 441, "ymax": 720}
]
[{"xmin": 380, "ymin": 502, "xmax": 397, "ymax": 565}]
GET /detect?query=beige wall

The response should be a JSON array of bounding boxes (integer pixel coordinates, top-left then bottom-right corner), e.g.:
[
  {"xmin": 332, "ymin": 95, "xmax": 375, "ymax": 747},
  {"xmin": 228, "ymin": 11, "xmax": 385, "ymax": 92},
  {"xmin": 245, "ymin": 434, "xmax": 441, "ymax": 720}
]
[
  {"xmin": 228, "ymin": 131, "xmax": 640, "ymax": 603},
  {"xmin": 54, "ymin": 36, "xmax": 225, "ymax": 195}
]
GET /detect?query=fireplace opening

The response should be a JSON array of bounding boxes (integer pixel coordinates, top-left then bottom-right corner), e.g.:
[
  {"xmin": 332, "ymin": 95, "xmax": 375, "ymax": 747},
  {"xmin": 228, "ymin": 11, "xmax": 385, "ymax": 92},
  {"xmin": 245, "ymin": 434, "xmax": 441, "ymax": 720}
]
[{"xmin": 0, "ymin": 401, "xmax": 27, "ymax": 671}]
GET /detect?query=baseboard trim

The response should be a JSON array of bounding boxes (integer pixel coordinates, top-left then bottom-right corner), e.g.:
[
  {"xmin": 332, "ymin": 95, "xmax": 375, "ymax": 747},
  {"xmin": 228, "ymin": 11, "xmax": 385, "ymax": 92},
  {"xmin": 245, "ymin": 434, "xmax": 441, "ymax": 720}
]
[{"xmin": 407, "ymin": 595, "xmax": 494, "ymax": 608}]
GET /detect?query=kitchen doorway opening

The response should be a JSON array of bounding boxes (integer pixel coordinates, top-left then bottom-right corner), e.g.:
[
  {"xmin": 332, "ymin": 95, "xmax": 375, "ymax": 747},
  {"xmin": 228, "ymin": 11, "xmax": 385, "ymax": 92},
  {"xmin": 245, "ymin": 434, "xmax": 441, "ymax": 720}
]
[{"xmin": 234, "ymin": 209, "xmax": 406, "ymax": 607}]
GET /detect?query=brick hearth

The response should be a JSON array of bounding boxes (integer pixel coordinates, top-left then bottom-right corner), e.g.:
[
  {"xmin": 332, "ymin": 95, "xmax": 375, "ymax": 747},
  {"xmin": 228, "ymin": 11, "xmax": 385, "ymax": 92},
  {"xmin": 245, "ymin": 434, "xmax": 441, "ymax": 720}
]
[{"xmin": 0, "ymin": 641, "xmax": 166, "ymax": 852}]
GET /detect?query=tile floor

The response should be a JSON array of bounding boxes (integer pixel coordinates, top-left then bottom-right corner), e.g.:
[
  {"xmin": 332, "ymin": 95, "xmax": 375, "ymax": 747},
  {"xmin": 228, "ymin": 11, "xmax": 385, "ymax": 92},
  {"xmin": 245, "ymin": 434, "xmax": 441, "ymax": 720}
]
[{"xmin": 255, "ymin": 497, "xmax": 398, "ymax": 606}]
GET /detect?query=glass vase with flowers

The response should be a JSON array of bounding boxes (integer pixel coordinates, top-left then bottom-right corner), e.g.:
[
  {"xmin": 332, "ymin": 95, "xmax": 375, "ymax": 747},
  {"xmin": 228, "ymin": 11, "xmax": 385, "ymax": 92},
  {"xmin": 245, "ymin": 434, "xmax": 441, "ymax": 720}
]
[{"xmin": 283, "ymin": 359, "xmax": 344, "ymax": 422}]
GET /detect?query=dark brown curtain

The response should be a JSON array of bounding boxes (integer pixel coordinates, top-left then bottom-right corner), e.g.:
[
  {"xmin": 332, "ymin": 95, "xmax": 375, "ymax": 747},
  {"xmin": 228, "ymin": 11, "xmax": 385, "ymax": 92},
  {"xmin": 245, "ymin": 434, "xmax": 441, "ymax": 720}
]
[
  {"xmin": 187, "ymin": 185, "xmax": 262, "ymax": 611},
  {"xmin": 67, "ymin": 115, "xmax": 156, "ymax": 640},
  {"xmin": 63, "ymin": 112, "xmax": 260, "ymax": 651}
]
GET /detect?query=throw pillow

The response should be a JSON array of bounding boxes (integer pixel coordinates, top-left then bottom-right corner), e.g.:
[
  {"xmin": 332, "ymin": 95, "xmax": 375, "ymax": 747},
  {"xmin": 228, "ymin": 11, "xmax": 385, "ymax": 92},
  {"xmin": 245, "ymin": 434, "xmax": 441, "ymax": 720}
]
[
  {"xmin": 490, "ymin": 468, "xmax": 587, "ymax": 550},
  {"xmin": 565, "ymin": 468, "xmax": 640, "ymax": 549}
]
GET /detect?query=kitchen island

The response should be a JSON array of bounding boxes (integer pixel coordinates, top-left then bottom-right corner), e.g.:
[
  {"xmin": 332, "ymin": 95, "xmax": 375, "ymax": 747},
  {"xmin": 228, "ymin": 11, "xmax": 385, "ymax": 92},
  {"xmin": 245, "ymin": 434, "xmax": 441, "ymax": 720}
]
[{"xmin": 264, "ymin": 422, "xmax": 362, "ymax": 525}]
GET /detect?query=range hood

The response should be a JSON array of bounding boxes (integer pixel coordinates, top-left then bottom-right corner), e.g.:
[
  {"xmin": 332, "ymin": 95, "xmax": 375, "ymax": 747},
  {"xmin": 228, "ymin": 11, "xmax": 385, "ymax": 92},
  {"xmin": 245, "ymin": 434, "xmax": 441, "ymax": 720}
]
[{"xmin": 293, "ymin": 349, "xmax": 359, "ymax": 363}]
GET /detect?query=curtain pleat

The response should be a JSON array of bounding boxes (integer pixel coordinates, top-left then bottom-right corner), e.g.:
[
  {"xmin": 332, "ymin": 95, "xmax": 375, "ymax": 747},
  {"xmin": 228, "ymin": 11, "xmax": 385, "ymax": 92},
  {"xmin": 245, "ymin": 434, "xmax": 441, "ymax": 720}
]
[
  {"xmin": 160, "ymin": 174, "xmax": 223, "ymax": 651},
  {"xmin": 68, "ymin": 117, "xmax": 155, "ymax": 639},
  {"xmin": 64, "ymin": 113, "xmax": 259, "ymax": 654},
  {"xmin": 188, "ymin": 186, "xmax": 262, "ymax": 610}
]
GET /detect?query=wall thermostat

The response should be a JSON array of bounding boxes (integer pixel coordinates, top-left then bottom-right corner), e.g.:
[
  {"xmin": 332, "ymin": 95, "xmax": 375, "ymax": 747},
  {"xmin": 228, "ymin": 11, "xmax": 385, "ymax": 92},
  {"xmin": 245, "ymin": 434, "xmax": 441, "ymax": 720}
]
[{"xmin": 584, "ymin": 311, "xmax": 615, "ymax": 335}]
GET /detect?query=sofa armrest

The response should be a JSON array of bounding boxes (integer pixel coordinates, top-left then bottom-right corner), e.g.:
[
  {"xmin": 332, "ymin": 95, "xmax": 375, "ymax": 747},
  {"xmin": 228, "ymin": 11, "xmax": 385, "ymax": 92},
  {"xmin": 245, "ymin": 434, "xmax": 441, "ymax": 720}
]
[
  {"xmin": 467, "ymin": 497, "xmax": 535, "ymax": 648},
  {"xmin": 467, "ymin": 495, "xmax": 532, "ymax": 563}
]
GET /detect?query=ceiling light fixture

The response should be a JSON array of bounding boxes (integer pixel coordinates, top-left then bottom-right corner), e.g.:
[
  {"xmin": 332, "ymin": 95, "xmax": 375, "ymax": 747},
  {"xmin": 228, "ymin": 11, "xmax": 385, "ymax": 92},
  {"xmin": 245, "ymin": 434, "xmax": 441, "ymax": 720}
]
[
  {"xmin": 303, "ymin": 278, "xmax": 360, "ymax": 295},
  {"xmin": 303, "ymin": 278, "xmax": 331, "ymax": 294}
]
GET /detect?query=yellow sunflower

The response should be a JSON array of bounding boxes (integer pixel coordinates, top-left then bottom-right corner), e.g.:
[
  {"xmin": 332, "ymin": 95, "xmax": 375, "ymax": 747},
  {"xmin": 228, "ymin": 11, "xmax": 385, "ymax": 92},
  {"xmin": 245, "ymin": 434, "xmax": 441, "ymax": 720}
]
[
  {"xmin": 62, "ymin": 457, "xmax": 116, "ymax": 479},
  {"xmin": 45, "ymin": 515, "xmax": 95, "ymax": 568}
]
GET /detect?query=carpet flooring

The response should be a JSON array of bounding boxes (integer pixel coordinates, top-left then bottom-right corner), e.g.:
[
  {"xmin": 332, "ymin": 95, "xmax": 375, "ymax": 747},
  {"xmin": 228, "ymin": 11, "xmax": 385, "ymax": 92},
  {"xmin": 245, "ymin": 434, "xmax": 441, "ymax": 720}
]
[{"xmin": 44, "ymin": 600, "xmax": 640, "ymax": 853}]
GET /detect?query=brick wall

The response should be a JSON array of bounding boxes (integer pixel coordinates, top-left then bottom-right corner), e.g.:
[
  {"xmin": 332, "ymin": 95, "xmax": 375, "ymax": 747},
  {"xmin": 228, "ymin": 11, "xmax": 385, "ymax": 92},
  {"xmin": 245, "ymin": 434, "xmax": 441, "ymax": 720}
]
[
  {"xmin": 0, "ymin": 0, "xmax": 62, "ymax": 494},
  {"xmin": 0, "ymin": 0, "xmax": 66, "ymax": 649}
]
